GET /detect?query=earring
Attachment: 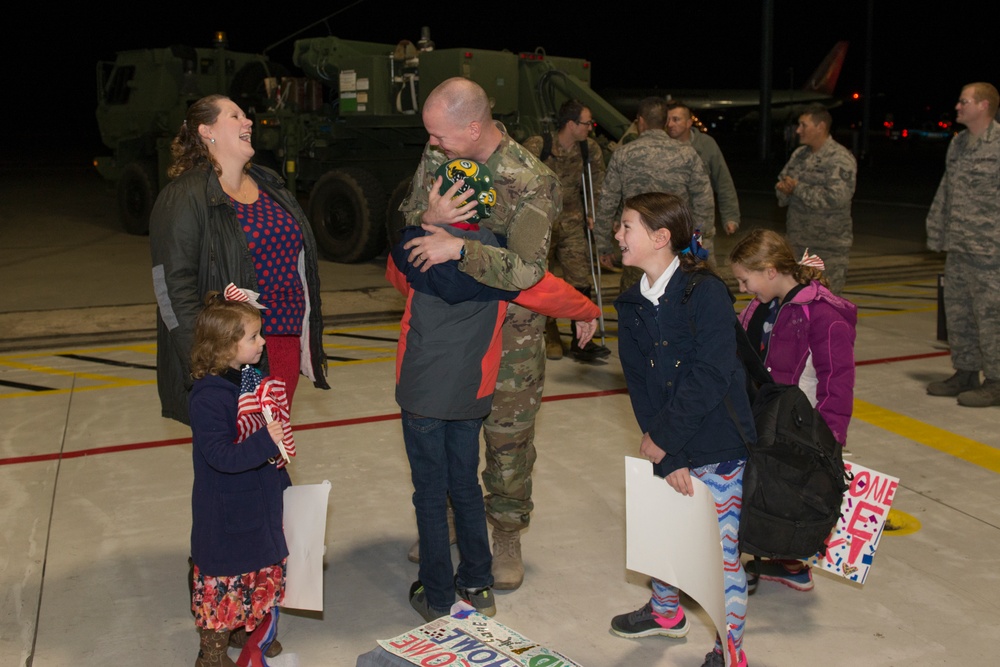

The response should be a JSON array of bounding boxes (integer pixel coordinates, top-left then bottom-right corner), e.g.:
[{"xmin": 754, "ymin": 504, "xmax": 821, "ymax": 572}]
[{"xmin": 210, "ymin": 138, "xmax": 216, "ymax": 144}]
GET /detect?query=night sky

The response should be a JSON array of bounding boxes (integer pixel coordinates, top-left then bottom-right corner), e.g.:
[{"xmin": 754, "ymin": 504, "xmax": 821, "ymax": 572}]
[{"xmin": 11, "ymin": 0, "xmax": 999, "ymax": 159}]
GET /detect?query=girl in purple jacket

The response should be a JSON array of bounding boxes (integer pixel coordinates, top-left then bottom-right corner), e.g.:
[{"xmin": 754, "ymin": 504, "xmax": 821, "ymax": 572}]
[{"xmin": 729, "ymin": 228, "xmax": 857, "ymax": 593}]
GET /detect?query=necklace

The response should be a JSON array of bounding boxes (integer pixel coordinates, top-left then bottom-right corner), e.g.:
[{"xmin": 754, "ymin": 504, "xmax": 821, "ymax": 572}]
[{"xmin": 226, "ymin": 175, "xmax": 256, "ymax": 204}]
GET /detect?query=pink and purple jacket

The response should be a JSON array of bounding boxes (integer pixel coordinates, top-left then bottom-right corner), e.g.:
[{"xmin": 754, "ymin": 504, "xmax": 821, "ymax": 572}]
[{"xmin": 737, "ymin": 281, "xmax": 857, "ymax": 445}]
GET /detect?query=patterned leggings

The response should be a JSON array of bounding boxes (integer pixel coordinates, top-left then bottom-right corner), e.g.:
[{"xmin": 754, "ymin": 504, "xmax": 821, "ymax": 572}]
[{"xmin": 650, "ymin": 461, "xmax": 747, "ymax": 655}]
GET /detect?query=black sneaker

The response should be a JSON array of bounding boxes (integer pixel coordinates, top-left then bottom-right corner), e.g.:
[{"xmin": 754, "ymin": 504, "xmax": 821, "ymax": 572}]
[
  {"xmin": 571, "ymin": 341, "xmax": 612, "ymax": 363},
  {"xmin": 610, "ymin": 602, "xmax": 689, "ymax": 638},
  {"xmin": 409, "ymin": 581, "xmax": 450, "ymax": 623},
  {"xmin": 456, "ymin": 585, "xmax": 497, "ymax": 617}
]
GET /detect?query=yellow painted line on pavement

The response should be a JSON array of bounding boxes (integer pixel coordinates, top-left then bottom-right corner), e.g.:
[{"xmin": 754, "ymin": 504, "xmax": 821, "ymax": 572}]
[
  {"xmin": 0, "ymin": 358, "xmax": 143, "ymax": 384},
  {"xmin": 853, "ymin": 399, "xmax": 1000, "ymax": 474},
  {"xmin": 0, "ymin": 380, "xmax": 155, "ymax": 400},
  {"xmin": 857, "ymin": 305, "xmax": 936, "ymax": 318},
  {"xmin": 328, "ymin": 356, "xmax": 396, "ymax": 366}
]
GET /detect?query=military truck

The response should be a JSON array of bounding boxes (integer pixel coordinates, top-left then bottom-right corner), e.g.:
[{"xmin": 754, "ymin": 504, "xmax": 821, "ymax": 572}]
[{"xmin": 94, "ymin": 28, "xmax": 631, "ymax": 263}]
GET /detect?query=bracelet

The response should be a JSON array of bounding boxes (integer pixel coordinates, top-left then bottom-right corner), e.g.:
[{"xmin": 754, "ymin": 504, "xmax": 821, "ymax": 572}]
[{"xmin": 459, "ymin": 244, "xmax": 466, "ymax": 260}]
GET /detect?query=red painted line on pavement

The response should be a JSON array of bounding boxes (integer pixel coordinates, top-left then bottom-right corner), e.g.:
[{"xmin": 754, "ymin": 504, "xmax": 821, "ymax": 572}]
[
  {"xmin": 855, "ymin": 351, "xmax": 949, "ymax": 366},
  {"xmin": 0, "ymin": 351, "xmax": 945, "ymax": 467}
]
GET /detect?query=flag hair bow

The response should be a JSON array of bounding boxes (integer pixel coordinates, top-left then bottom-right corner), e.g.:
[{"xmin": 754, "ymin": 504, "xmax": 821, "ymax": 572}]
[
  {"xmin": 224, "ymin": 283, "xmax": 267, "ymax": 310},
  {"xmin": 680, "ymin": 230, "xmax": 710, "ymax": 261},
  {"xmin": 799, "ymin": 249, "xmax": 826, "ymax": 271},
  {"xmin": 237, "ymin": 365, "xmax": 295, "ymax": 467}
]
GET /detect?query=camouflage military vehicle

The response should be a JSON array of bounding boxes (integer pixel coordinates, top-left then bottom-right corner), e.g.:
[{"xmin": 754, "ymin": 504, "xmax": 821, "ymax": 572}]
[{"xmin": 94, "ymin": 28, "xmax": 630, "ymax": 262}]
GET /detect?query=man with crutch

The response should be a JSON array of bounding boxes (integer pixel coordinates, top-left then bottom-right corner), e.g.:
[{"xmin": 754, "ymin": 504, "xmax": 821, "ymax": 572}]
[{"xmin": 524, "ymin": 99, "xmax": 611, "ymax": 362}]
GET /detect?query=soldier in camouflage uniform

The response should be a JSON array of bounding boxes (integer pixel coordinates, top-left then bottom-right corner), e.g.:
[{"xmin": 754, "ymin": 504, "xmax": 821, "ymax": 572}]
[
  {"xmin": 524, "ymin": 100, "xmax": 609, "ymax": 362},
  {"xmin": 399, "ymin": 77, "xmax": 561, "ymax": 590},
  {"xmin": 594, "ymin": 97, "xmax": 715, "ymax": 292},
  {"xmin": 776, "ymin": 104, "xmax": 856, "ymax": 295},
  {"xmin": 925, "ymin": 82, "xmax": 1000, "ymax": 407}
]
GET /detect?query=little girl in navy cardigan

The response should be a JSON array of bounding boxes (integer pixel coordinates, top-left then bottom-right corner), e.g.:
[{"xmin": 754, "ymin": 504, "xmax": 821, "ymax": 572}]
[{"xmin": 188, "ymin": 292, "xmax": 289, "ymax": 667}]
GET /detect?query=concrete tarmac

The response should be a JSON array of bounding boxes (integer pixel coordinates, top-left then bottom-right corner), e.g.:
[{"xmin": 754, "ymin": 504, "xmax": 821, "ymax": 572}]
[{"xmin": 6, "ymin": 143, "xmax": 999, "ymax": 667}]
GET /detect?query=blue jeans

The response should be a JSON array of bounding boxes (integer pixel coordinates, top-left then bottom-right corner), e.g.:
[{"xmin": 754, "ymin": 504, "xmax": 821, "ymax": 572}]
[{"xmin": 401, "ymin": 411, "xmax": 493, "ymax": 611}]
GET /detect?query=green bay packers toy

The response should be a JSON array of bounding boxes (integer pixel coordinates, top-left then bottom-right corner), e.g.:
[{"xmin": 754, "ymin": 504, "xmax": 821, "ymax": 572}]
[{"xmin": 435, "ymin": 158, "xmax": 498, "ymax": 222}]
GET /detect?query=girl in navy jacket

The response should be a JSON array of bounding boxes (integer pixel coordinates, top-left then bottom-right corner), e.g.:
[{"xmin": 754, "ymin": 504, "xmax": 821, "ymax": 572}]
[
  {"xmin": 611, "ymin": 193, "xmax": 752, "ymax": 667},
  {"xmin": 188, "ymin": 294, "xmax": 288, "ymax": 667}
]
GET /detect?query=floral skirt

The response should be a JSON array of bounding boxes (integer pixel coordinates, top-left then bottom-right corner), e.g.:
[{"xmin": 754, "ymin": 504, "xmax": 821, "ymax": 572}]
[{"xmin": 192, "ymin": 560, "xmax": 286, "ymax": 631}]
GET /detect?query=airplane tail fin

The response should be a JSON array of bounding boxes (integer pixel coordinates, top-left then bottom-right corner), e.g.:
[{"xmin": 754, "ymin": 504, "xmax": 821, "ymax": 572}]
[{"xmin": 802, "ymin": 41, "xmax": 848, "ymax": 95}]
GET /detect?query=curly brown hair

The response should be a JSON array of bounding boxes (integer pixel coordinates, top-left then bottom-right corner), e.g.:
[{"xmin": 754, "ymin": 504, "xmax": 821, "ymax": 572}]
[
  {"xmin": 190, "ymin": 292, "xmax": 262, "ymax": 379},
  {"xmin": 166, "ymin": 94, "xmax": 252, "ymax": 180},
  {"xmin": 728, "ymin": 228, "xmax": 828, "ymax": 287}
]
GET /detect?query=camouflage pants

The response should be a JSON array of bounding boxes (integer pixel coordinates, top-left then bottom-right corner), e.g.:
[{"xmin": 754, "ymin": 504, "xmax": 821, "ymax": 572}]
[
  {"xmin": 787, "ymin": 239, "xmax": 850, "ymax": 295},
  {"xmin": 547, "ymin": 212, "xmax": 593, "ymax": 289},
  {"xmin": 620, "ymin": 265, "xmax": 642, "ymax": 293},
  {"xmin": 943, "ymin": 252, "xmax": 1000, "ymax": 379},
  {"xmin": 483, "ymin": 303, "xmax": 546, "ymax": 532},
  {"xmin": 699, "ymin": 226, "xmax": 719, "ymax": 269}
]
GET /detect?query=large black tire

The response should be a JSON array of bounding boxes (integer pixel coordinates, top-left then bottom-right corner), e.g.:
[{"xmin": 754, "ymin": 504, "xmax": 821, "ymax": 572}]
[
  {"xmin": 385, "ymin": 176, "xmax": 413, "ymax": 249},
  {"xmin": 117, "ymin": 161, "xmax": 157, "ymax": 235},
  {"xmin": 308, "ymin": 169, "xmax": 387, "ymax": 263}
]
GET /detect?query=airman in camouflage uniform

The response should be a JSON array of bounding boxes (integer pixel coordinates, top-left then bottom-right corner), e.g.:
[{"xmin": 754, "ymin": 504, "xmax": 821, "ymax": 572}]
[
  {"xmin": 399, "ymin": 77, "xmax": 561, "ymax": 589},
  {"xmin": 925, "ymin": 82, "xmax": 1000, "ymax": 407},
  {"xmin": 776, "ymin": 104, "xmax": 857, "ymax": 295},
  {"xmin": 594, "ymin": 97, "xmax": 714, "ymax": 291},
  {"xmin": 524, "ymin": 100, "xmax": 608, "ymax": 361}
]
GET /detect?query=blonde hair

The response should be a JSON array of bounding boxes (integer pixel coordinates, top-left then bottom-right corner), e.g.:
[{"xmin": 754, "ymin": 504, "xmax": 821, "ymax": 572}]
[
  {"xmin": 190, "ymin": 293, "xmax": 262, "ymax": 378},
  {"xmin": 965, "ymin": 82, "xmax": 1000, "ymax": 117},
  {"xmin": 728, "ymin": 228, "xmax": 828, "ymax": 287}
]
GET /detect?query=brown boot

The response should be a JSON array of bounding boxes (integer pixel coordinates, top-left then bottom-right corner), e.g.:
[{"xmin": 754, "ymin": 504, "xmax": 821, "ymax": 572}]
[
  {"xmin": 407, "ymin": 505, "xmax": 457, "ymax": 563},
  {"xmin": 228, "ymin": 626, "xmax": 282, "ymax": 658},
  {"xmin": 195, "ymin": 629, "xmax": 237, "ymax": 667},
  {"xmin": 957, "ymin": 378, "xmax": 1000, "ymax": 407},
  {"xmin": 545, "ymin": 318, "xmax": 563, "ymax": 360},
  {"xmin": 491, "ymin": 528, "xmax": 524, "ymax": 590},
  {"xmin": 927, "ymin": 369, "xmax": 980, "ymax": 396}
]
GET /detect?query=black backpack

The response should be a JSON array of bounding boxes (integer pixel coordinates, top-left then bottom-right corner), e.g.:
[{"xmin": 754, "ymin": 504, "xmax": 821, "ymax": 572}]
[{"xmin": 682, "ymin": 272, "xmax": 850, "ymax": 560}]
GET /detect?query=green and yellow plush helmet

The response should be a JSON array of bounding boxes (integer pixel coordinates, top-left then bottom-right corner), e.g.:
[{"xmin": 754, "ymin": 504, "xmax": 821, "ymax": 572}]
[{"xmin": 435, "ymin": 158, "xmax": 498, "ymax": 222}]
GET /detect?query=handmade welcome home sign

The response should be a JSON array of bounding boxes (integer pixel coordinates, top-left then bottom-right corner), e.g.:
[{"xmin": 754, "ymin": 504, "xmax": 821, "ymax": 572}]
[
  {"xmin": 366, "ymin": 606, "xmax": 583, "ymax": 667},
  {"xmin": 807, "ymin": 461, "xmax": 899, "ymax": 585}
]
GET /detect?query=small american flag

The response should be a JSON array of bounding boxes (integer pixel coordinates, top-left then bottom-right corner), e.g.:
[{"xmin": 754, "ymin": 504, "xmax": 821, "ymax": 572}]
[{"xmin": 237, "ymin": 365, "xmax": 296, "ymax": 467}]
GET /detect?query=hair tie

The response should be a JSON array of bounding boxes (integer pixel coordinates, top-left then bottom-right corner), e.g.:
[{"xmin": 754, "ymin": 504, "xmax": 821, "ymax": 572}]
[
  {"xmin": 680, "ymin": 230, "xmax": 709, "ymax": 261},
  {"xmin": 799, "ymin": 248, "xmax": 826, "ymax": 271},
  {"xmin": 224, "ymin": 282, "xmax": 267, "ymax": 309}
]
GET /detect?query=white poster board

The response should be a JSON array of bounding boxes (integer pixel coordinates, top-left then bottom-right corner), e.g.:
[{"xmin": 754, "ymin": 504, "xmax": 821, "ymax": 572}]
[
  {"xmin": 624, "ymin": 457, "xmax": 730, "ymax": 660},
  {"xmin": 281, "ymin": 480, "xmax": 331, "ymax": 611}
]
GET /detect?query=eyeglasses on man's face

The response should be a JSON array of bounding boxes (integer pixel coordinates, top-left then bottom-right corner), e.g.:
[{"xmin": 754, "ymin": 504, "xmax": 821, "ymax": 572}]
[{"xmin": 574, "ymin": 118, "xmax": 596, "ymax": 128}]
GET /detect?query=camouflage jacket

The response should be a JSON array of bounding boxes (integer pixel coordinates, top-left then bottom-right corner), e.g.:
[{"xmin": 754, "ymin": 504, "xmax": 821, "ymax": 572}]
[
  {"xmin": 777, "ymin": 137, "xmax": 857, "ymax": 249},
  {"xmin": 594, "ymin": 129, "xmax": 714, "ymax": 255},
  {"xmin": 927, "ymin": 120, "xmax": 1000, "ymax": 256},
  {"xmin": 523, "ymin": 133, "xmax": 605, "ymax": 225},
  {"xmin": 689, "ymin": 130, "xmax": 741, "ymax": 232},
  {"xmin": 400, "ymin": 122, "xmax": 560, "ymax": 291}
]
